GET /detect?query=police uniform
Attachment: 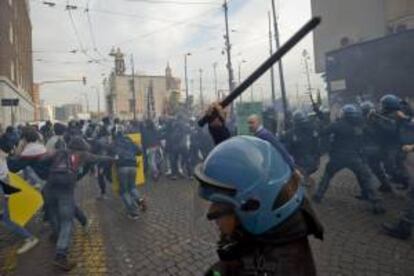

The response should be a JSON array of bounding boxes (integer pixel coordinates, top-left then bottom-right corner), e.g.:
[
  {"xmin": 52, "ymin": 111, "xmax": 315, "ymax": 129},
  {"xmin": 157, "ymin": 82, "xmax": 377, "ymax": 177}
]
[
  {"xmin": 281, "ymin": 112, "xmax": 321, "ymax": 182},
  {"xmin": 313, "ymin": 105, "xmax": 384, "ymax": 214},
  {"xmin": 197, "ymin": 125, "xmax": 323, "ymax": 276}
]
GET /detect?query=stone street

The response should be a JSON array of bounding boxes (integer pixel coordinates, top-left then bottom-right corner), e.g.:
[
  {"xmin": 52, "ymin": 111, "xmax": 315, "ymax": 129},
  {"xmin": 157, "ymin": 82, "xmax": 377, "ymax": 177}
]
[{"xmin": 1, "ymin": 168, "xmax": 414, "ymax": 276}]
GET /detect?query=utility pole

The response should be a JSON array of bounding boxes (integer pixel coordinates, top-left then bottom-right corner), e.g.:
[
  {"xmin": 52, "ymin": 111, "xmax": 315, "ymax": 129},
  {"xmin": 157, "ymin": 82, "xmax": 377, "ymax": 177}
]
[
  {"xmin": 223, "ymin": 0, "xmax": 235, "ymax": 92},
  {"xmin": 268, "ymin": 11, "xmax": 276, "ymax": 106},
  {"xmin": 223, "ymin": 0, "xmax": 236, "ymax": 118},
  {"xmin": 213, "ymin": 62, "xmax": 218, "ymax": 98},
  {"xmin": 199, "ymin": 69, "xmax": 204, "ymax": 110},
  {"xmin": 271, "ymin": 0, "xmax": 288, "ymax": 126},
  {"xmin": 82, "ymin": 93, "xmax": 90, "ymax": 113},
  {"xmin": 184, "ymin": 53, "xmax": 191, "ymax": 107},
  {"xmin": 238, "ymin": 59, "xmax": 247, "ymax": 103},
  {"xmin": 130, "ymin": 54, "xmax": 137, "ymax": 120},
  {"xmin": 295, "ymin": 83, "xmax": 301, "ymax": 108},
  {"xmin": 97, "ymin": 88, "xmax": 100, "ymax": 114},
  {"xmin": 238, "ymin": 63, "xmax": 242, "ymax": 103}
]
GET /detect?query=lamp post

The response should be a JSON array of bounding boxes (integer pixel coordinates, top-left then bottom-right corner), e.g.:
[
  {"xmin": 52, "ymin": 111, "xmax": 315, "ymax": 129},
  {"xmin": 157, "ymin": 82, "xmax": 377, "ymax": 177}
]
[{"xmin": 238, "ymin": 59, "xmax": 247, "ymax": 103}]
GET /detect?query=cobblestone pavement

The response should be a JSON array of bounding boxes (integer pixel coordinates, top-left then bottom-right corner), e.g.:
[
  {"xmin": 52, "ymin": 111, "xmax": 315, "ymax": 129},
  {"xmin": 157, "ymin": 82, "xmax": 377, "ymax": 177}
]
[{"xmin": 1, "ymin": 167, "xmax": 414, "ymax": 275}]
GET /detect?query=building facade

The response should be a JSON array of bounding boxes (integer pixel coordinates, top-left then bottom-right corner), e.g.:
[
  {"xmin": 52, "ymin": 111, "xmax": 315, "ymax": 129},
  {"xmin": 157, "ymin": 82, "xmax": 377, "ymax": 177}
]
[
  {"xmin": 311, "ymin": 0, "xmax": 414, "ymax": 73},
  {"xmin": 106, "ymin": 62, "xmax": 181, "ymax": 120},
  {"xmin": 54, "ymin": 104, "xmax": 83, "ymax": 122},
  {"xmin": 0, "ymin": 0, "xmax": 34, "ymax": 127}
]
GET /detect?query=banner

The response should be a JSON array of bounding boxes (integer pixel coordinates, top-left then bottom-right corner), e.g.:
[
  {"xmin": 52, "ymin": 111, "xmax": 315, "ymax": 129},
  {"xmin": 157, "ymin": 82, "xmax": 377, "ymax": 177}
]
[
  {"xmin": 112, "ymin": 133, "xmax": 146, "ymax": 194},
  {"xmin": 7, "ymin": 173, "xmax": 44, "ymax": 227}
]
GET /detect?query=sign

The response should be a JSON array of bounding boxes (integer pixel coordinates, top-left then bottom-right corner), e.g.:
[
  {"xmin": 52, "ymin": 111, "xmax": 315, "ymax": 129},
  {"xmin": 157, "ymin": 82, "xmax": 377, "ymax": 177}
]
[
  {"xmin": 330, "ymin": 79, "xmax": 346, "ymax": 91},
  {"xmin": 1, "ymin": 98, "xmax": 19, "ymax": 106}
]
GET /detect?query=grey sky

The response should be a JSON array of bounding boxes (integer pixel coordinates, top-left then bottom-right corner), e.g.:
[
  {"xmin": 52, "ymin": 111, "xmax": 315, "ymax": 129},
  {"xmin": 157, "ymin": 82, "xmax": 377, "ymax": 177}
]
[{"xmin": 30, "ymin": 0, "xmax": 323, "ymax": 111}]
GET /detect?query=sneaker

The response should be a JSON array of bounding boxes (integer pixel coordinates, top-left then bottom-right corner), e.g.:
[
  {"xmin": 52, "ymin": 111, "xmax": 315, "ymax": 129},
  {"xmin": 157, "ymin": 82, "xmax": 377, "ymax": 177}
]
[
  {"xmin": 127, "ymin": 213, "xmax": 139, "ymax": 220},
  {"xmin": 53, "ymin": 256, "xmax": 77, "ymax": 271},
  {"xmin": 83, "ymin": 219, "xmax": 93, "ymax": 233},
  {"xmin": 96, "ymin": 194, "xmax": 107, "ymax": 201},
  {"xmin": 378, "ymin": 184, "xmax": 393, "ymax": 193},
  {"xmin": 312, "ymin": 194, "xmax": 322, "ymax": 204},
  {"xmin": 382, "ymin": 220, "xmax": 412, "ymax": 240},
  {"xmin": 17, "ymin": 237, "xmax": 39, "ymax": 255},
  {"xmin": 355, "ymin": 194, "xmax": 369, "ymax": 201},
  {"xmin": 138, "ymin": 199, "xmax": 147, "ymax": 212},
  {"xmin": 372, "ymin": 202, "xmax": 386, "ymax": 215}
]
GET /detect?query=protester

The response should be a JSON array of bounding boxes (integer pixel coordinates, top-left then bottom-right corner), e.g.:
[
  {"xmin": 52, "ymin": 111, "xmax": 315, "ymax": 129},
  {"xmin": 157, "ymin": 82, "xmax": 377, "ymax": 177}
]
[
  {"xmin": 112, "ymin": 125, "xmax": 145, "ymax": 219},
  {"xmin": 43, "ymin": 137, "xmax": 113, "ymax": 271},
  {"xmin": 0, "ymin": 135, "xmax": 39, "ymax": 255}
]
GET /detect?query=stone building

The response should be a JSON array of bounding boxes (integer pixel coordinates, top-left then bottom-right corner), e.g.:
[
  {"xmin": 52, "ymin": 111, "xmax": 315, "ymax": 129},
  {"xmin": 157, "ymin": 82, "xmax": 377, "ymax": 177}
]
[
  {"xmin": 0, "ymin": 0, "xmax": 34, "ymax": 126},
  {"xmin": 106, "ymin": 53, "xmax": 181, "ymax": 120}
]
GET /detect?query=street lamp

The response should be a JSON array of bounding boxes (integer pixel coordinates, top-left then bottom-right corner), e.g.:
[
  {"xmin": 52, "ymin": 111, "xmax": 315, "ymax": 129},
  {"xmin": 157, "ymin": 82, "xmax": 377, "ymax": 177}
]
[
  {"xmin": 82, "ymin": 93, "xmax": 89, "ymax": 113},
  {"xmin": 302, "ymin": 49, "xmax": 312, "ymax": 94},
  {"xmin": 184, "ymin": 52, "xmax": 192, "ymax": 107},
  {"xmin": 213, "ymin": 62, "xmax": 218, "ymax": 99}
]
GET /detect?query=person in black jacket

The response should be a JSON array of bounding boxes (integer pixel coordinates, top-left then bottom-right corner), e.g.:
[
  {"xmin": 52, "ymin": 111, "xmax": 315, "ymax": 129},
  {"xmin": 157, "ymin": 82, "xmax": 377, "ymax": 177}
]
[
  {"xmin": 196, "ymin": 103, "xmax": 323, "ymax": 276},
  {"xmin": 313, "ymin": 104, "xmax": 385, "ymax": 214},
  {"xmin": 112, "ymin": 125, "xmax": 144, "ymax": 219},
  {"xmin": 281, "ymin": 111, "xmax": 321, "ymax": 187}
]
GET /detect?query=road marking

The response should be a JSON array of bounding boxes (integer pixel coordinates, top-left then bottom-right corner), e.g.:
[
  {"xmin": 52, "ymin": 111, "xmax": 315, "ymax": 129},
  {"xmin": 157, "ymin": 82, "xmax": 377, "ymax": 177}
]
[{"xmin": 69, "ymin": 201, "xmax": 107, "ymax": 275}]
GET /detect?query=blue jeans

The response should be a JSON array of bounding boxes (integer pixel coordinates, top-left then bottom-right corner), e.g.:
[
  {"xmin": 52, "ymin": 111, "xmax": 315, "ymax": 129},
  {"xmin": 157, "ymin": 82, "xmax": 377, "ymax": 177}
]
[
  {"xmin": 1, "ymin": 197, "xmax": 32, "ymax": 239},
  {"xmin": 118, "ymin": 166, "xmax": 139, "ymax": 215},
  {"xmin": 44, "ymin": 173, "xmax": 76, "ymax": 257}
]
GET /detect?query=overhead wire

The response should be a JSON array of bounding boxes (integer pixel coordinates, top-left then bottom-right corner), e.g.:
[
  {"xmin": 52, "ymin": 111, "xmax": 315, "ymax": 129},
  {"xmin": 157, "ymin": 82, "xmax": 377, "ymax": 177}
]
[
  {"xmin": 124, "ymin": 0, "xmax": 220, "ymax": 6},
  {"xmin": 85, "ymin": 0, "xmax": 109, "ymax": 61},
  {"xmin": 113, "ymin": 6, "xmax": 221, "ymax": 47}
]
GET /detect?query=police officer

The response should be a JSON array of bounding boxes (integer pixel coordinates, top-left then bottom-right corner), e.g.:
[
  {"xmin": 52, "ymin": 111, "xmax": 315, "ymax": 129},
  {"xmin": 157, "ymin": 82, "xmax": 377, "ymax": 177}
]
[
  {"xmin": 374, "ymin": 94, "xmax": 410, "ymax": 189},
  {"xmin": 281, "ymin": 111, "xmax": 321, "ymax": 186},
  {"xmin": 196, "ymin": 103, "xmax": 324, "ymax": 276},
  {"xmin": 382, "ymin": 143, "xmax": 414, "ymax": 239},
  {"xmin": 360, "ymin": 101, "xmax": 393, "ymax": 194},
  {"xmin": 313, "ymin": 104, "xmax": 385, "ymax": 214}
]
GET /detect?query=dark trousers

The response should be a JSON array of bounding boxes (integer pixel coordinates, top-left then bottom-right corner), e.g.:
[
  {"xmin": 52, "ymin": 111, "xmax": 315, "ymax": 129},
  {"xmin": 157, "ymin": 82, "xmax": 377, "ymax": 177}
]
[
  {"xmin": 97, "ymin": 163, "xmax": 110, "ymax": 195},
  {"xmin": 381, "ymin": 148, "xmax": 409, "ymax": 187},
  {"xmin": 315, "ymin": 154, "xmax": 380, "ymax": 205},
  {"xmin": 366, "ymin": 154, "xmax": 391, "ymax": 189}
]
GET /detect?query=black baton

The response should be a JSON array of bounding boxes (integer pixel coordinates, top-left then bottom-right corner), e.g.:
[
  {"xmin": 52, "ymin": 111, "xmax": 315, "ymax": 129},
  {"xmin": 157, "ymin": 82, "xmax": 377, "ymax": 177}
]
[{"xmin": 198, "ymin": 16, "xmax": 321, "ymax": 127}]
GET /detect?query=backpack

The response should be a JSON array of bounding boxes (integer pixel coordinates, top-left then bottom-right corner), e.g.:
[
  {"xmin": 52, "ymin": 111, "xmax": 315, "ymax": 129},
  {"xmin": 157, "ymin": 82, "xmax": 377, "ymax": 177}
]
[
  {"xmin": 49, "ymin": 150, "xmax": 81, "ymax": 175},
  {"xmin": 114, "ymin": 136, "xmax": 138, "ymax": 162}
]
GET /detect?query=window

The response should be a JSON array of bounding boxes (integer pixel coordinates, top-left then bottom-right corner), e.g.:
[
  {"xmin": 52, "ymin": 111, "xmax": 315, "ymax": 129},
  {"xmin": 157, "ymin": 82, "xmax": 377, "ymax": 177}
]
[
  {"xmin": 10, "ymin": 61, "xmax": 15, "ymax": 82},
  {"xmin": 9, "ymin": 23, "xmax": 13, "ymax": 44}
]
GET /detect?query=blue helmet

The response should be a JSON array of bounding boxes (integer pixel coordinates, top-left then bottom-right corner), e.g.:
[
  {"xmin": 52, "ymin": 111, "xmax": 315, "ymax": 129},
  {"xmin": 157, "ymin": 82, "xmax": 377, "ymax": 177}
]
[
  {"xmin": 380, "ymin": 94, "xmax": 401, "ymax": 112},
  {"xmin": 293, "ymin": 111, "xmax": 309, "ymax": 125},
  {"xmin": 341, "ymin": 104, "xmax": 362, "ymax": 120},
  {"xmin": 194, "ymin": 136, "xmax": 304, "ymax": 235},
  {"xmin": 360, "ymin": 101, "xmax": 375, "ymax": 116}
]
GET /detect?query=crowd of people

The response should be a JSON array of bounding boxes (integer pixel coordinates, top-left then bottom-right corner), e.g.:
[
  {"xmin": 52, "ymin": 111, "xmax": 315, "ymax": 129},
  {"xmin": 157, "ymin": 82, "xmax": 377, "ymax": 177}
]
[
  {"xmin": 0, "ymin": 93, "xmax": 413, "ymax": 274},
  {"xmin": 0, "ymin": 115, "xmax": 213, "ymax": 271}
]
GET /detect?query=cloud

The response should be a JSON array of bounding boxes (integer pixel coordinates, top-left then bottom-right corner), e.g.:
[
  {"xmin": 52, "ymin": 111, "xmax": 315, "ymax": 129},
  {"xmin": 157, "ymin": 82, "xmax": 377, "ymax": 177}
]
[{"xmin": 31, "ymin": 0, "xmax": 324, "ymax": 111}]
